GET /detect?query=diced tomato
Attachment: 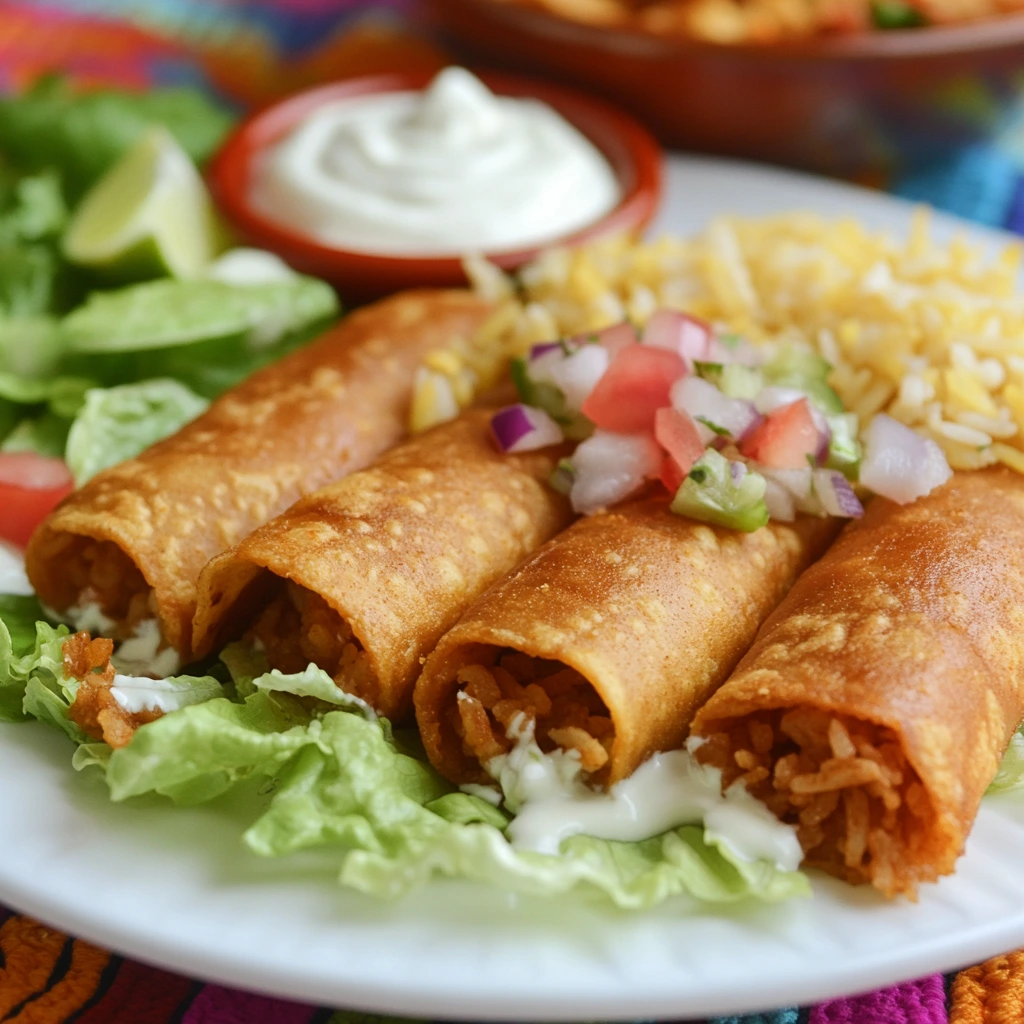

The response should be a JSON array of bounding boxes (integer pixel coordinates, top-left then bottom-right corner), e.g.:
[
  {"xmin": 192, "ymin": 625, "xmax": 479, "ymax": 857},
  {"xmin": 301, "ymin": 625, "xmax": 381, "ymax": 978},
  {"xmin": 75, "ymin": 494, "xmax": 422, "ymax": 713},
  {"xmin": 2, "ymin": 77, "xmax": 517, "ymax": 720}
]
[
  {"xmin": 654, "ymin": 406, "xmax": 705, "ymax": 481},
  {"xmin": 642, "ymin": 310, "xmax": 713, "ymax": 368},
  {"xmin": 659, "ymin": 455, "xmax": 685, "ymax": 496},
  {"xmin": 0, "ymin": 453, "xmax": 74, "ymax": 547},
  {"xmin": 581, "ymin": 346, "xmax": 687, "ymax": 433},
  {"xmin": 739, "ymin": 398, "xmax": 820, "ymax": 469}
]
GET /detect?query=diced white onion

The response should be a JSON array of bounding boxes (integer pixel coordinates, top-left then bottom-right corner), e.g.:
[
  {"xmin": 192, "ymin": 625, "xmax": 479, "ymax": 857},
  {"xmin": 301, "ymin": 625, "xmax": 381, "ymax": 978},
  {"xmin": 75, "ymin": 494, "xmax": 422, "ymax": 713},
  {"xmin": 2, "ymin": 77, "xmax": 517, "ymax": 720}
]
[
  {"xmin": 642, "ymin": 309, "xmax": 712, "ymax": 367},
  {"xmin": 670, "ymin": 376, "xmax": 758, "ymax": 443},
  {"xmin": 549, "ymin": 343, "xmax": 610, "ymax": 411},
  {"xmin": 754, "ymin": 386, "xmax": 807, "ymax": 414},
  {"xmin": 569, "ymin": 430, "xmax": 661, "ymax": 514},
  {"xmin": 526, "ymin": 346, "xmax": 565, "ymax": 388},
  {"xmin": 762, "ymin": 478, "xmax": 796, "ymax": 521},
  {"xmin": 760, "ymin": 466, "xmax": 823, "ymax": 515},
  {"xmin": 812, "ymin": 469, "xmax": 864, "ymax": 518},
  {"xmin": 859, "ymin": 414, "xmax": 952, "ymax": 504}
]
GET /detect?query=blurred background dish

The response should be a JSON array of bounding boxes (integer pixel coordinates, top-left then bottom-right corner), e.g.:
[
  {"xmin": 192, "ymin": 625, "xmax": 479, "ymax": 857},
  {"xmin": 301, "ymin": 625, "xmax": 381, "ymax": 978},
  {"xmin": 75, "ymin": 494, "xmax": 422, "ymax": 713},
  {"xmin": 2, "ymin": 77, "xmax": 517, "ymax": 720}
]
[
  {"xmin": 208, "ymin": 69, "xmax": 662, "ymax": 298},
  {"xmin": 429, "ymin": 0, "xmax": 1024, "ymax": 177}
]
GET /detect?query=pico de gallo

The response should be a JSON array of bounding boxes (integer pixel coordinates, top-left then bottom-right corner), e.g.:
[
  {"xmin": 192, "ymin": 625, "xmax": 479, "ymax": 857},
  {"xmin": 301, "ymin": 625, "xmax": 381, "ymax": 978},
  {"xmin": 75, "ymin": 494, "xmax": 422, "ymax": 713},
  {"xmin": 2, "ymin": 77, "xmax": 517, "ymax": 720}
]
[{"xmin": 490, "ymin": 310, "xmax": 953, "ymax": 530}]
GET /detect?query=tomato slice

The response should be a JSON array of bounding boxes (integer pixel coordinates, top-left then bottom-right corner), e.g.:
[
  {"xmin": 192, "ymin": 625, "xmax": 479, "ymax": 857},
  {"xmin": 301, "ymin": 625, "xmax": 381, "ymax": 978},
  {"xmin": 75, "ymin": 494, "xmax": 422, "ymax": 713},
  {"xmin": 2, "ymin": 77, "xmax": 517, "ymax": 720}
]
[
  {"xmin": 581, "ymin": 346, "xmax": 687, "ymax": 434},
  {"xmin": 0, "ymin": 453, "xmax": 74, "ymax": 547},
  {"xmin": 739, "ymin": 399, "xmax": 820, "ymax": 469},
  {"xmin": 654, "ymin": 406, "xmax": 705, "ymax": 491}
]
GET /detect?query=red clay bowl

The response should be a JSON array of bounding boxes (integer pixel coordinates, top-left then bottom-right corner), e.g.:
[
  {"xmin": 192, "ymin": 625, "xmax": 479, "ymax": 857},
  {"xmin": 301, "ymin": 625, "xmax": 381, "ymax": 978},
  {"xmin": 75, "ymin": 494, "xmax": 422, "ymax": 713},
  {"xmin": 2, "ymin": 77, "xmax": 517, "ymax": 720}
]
[
  {"xmin": 428, "ymin": 0, "xmax": 1024, "ymax": 178},
  {"xmin": 207, "ymin": 70, "xmax": 663, "ymax": 301}
]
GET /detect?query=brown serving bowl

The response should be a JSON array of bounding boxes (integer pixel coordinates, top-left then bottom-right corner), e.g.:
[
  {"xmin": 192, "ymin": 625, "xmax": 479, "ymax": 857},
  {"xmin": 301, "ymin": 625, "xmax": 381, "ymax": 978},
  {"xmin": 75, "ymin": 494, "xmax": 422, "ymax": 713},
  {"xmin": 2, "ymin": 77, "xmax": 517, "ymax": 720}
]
[
  {"xmin": 429, "ymin": 0, "xmax": 1024, "ymax": 177},
  {"xmin": 208, "ymin": 70, "xmax": 662, "ymax": 300}
]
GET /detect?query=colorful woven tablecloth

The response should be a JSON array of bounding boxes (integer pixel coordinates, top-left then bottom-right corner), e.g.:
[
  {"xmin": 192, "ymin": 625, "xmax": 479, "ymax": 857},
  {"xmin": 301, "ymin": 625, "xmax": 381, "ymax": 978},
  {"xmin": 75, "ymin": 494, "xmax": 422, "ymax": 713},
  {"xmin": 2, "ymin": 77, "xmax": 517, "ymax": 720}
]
[
  {"xmin": 0, "ymin": 902, "xmax": 1019, "ymax": 1022},
  {"xmin": 3, "ymin": 2, "xmax": 1024, "ymax": 1021}
]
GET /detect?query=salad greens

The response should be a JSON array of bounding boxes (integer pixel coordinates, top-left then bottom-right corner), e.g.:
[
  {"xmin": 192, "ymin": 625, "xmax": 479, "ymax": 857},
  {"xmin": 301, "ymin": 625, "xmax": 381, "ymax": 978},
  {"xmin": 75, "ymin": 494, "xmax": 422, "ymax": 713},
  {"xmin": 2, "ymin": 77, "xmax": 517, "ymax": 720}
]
[
  {"xmin": 0, "ymin": 267, "xmax": 339, "ymax": 467},
  {"xmin": 0, "ymin": 76, "xmax": 234, "ymax": 201},
  {"xmin": 0, "ymin": 75, "xmax": 340, "ymax": 470},
  {"xmin": 0, "ymin": 602, "xmax": 809, "ymax": 908},
  {"xmin": 64, "ymin": 379, "xmax": 210, "ymax": 485}
]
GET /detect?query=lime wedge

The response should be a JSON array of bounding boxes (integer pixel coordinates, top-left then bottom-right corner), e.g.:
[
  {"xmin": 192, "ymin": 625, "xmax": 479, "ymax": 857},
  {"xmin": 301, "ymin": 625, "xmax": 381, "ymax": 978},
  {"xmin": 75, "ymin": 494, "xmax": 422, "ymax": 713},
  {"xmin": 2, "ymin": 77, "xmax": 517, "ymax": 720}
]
[{"xmin": 63, "ymin": 126, "xmax": 221, "ymax": 281}]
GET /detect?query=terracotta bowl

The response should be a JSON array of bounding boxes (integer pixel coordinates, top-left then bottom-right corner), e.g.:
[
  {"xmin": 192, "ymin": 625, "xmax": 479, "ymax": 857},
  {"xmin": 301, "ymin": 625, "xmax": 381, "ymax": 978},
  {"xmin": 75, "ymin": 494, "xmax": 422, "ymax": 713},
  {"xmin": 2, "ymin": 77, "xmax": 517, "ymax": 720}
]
[
  {"xmin": 428, "ymin": 0, "xmax": 1024, "ymax": 178},
  {"xmin": 208, "ymin": 70, "xmax": 663, "ymax": 300}
]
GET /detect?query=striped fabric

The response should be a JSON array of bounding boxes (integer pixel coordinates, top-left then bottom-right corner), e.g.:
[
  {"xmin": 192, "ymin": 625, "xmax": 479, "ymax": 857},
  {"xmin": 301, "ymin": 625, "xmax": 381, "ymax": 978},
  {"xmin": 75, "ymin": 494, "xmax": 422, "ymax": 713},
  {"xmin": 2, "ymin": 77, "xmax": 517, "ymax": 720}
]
[{"xmin": 0, "ymin": 905, "xmax": 1015, "ymax": 1023}]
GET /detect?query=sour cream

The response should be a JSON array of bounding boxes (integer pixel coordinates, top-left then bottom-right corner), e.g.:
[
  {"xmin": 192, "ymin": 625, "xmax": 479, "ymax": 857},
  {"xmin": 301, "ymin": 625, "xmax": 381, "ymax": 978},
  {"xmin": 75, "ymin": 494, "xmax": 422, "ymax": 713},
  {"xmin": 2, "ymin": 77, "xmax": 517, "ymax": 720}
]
[
  {"xmin": 111, "ymin": 618, "xmax": 181, "ymax": 678},
  {"xmin": 488, "ymin": 714, "xmax": 802, "ymax": 871},
  {"xmin": 108, "ymin": 674, "xmax": 216, "ymax": 715},
  {"xmin": 250, "ymin": 67, "xmax": 622, "ymax": 256}
]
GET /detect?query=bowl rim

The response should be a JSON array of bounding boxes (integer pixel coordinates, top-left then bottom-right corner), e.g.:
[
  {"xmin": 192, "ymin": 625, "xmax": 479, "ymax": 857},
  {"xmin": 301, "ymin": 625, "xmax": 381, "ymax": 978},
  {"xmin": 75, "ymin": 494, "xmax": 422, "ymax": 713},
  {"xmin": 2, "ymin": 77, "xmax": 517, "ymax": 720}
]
[
  {"xmin": 443, "ymin": 0, "xmax": 1024, "ymax": 59},
  {"xmin": 207, "ymin": 68, "xmax": 663, "ymax": 282}
]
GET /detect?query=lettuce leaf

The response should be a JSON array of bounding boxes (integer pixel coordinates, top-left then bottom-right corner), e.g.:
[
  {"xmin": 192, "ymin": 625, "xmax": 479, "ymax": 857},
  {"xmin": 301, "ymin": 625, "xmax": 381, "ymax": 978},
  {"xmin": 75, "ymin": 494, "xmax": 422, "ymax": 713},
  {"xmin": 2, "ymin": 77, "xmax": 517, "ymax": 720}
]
[
  {"xmin": 1, "ymin": 412, "xmax": 70, "ymax": 457},
  {"xmin": 61, "ymin": 277, "xmax": 338, "ymax": 356},
  {"xmin": 0, "ymin": 594, "xmax": 49, "ymax": 656},
  {"xmin": 64, "ymin": 379, "xmax": 209, "ymax": 484},
  {"xmin": 2, "ymin": 624, "xmax": 807, "ymax": 908},
  {"xmin": 97, "ymin": 666, "xmax": 809, "ymax": 909},
  {"xmin": 0, "ymin": 76, "xmax": 234, "ymax": 201},
  {"xmin": 0, "ymin": 315, "xmax": 63, "ymax": 378},
  {"xmin": 989, "ymin": 731, "xmax": 1024, "ymax": 793},
  {"xmin": 0, "ymin": 607, "xmax": 226, "ymax": 749},
  {"xmin": 0, "ymin": 168, "xmax": 67, "ymax": 247},
  {"xmin": 0, "ymin": 370, "xmax": 95, "ymax": 451},
  {"xmin": 0, "ymin": 618, "xmax": 70, "ymax": 723},
  {"xmin": 0, "ymin": 169, "xmax": 80, "ymax": 319}
]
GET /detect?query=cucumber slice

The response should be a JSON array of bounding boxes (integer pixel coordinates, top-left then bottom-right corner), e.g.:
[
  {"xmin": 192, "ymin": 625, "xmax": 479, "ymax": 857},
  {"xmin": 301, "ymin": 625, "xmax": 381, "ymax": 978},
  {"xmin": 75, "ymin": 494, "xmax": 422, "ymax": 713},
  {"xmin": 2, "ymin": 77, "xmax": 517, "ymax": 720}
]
[{"xmin": 671, "ymin": 450, "xmax": 769, "ymax": 532}]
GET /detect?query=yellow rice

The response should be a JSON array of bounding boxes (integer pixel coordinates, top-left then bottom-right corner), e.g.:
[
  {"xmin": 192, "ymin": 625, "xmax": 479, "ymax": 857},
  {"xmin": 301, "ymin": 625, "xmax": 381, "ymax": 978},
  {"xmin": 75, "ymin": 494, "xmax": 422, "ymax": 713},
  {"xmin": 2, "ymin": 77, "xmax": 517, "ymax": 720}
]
[{"xmin": 414, "ymin": 210, "xmax": 1024, "ymax": 474}]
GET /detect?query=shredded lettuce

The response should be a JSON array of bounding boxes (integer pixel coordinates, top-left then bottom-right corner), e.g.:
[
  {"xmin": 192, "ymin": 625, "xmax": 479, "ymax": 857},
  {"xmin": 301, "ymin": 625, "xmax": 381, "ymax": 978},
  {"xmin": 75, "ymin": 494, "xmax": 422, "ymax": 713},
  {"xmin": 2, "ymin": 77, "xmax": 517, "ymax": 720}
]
[
  {"xmin": 0, "ymin": 611, "xmax": 807, "ymax": 908},
  {"xmin": 65, "ymin": 379, "xmax": 209, "ymax": 484},
  {"xmin": 0, "ymin": 617, "xmax": 70, "ymax": 723},
  {"xmin": 91, "ymin": 665, "xmax": 808, "ymax": 908}
]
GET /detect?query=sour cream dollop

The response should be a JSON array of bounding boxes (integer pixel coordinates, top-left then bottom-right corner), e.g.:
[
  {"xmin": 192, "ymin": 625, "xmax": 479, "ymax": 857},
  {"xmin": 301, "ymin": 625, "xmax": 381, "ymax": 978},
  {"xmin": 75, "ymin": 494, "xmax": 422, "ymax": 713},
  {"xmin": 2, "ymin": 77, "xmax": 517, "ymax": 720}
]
[{"xmin": 250, "ymin": 67, "xmax": 622, "ymax": 256}]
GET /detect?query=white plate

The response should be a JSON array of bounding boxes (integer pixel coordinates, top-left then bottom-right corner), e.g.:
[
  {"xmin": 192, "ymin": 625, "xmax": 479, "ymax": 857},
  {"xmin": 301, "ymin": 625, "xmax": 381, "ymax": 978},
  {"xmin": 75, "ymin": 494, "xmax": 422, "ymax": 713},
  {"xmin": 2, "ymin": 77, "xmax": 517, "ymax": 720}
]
[{"xmin": 3, "ymin": 155, "xmax": 1024, "ymax": 1021}]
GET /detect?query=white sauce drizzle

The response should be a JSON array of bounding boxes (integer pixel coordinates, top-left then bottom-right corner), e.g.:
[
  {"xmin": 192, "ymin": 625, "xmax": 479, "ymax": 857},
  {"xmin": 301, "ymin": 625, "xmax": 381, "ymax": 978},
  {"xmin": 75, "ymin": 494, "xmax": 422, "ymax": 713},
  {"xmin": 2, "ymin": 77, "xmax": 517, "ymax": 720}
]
[
  {"xmin": 64, "ymin": 594, "xmax": 116, "ymax": 636},
  {"xmin": 108, "ymin": 675, "xmax": 203, "ymax": 714},
  {"xmin": 110, "ymin": 618, "xmax": 181, "ymax": 677},
  {"xmin": 0, "ymin": 541, "xmax": 32, "ymax": 596},
  {"xmin": 487, "ymin": 714, "xmax": 801, "ymax": 871},
  {"xmin": 61, "ymin": 596, "xmax": 180, "ymax": 678},
  {"xmin": 250, "ymin": 67, "xmax": 621, "ymax": 256}
]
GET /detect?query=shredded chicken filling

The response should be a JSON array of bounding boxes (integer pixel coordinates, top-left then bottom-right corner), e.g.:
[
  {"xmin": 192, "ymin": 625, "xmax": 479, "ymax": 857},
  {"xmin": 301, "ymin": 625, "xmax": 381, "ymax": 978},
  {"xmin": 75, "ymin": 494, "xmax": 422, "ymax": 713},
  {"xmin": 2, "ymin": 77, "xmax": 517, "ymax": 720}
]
[
  {"xmin": 449, "ymin": 651, "xmax": 614, "ymax": 778},
  {"xmin": 246, "ymin": 582, "xmax": 379, "ymax": 707},
  {"xmin": 696, "ymin": 708, "xmax": 935, "ymax": 898},
  {"xmin": 63, "ymin": 539, "xmax": 155, "ymax": 639},
  {"xmin": 64, "ymin": 631, "xmax": 162, "ymax": 748}
]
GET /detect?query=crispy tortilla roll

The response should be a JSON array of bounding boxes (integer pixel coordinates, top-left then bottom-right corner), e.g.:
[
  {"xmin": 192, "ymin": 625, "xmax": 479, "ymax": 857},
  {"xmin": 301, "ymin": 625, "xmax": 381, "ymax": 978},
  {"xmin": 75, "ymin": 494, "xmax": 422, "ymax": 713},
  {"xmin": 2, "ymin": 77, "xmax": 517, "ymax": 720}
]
[
  {"xmin": 25, "ymin": 290, "xmax": 492, "ymax": 660},
  {"xmin": 190, "ymin": 410, "xmax": 573, "ymax": 719},
  {"xmin": 690, "ymin": 469, "xmax": 1024, "ymax": 899},
  {"xmin": 414, "ymin": 497, "xmax": 838, "ymax": 787}
]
